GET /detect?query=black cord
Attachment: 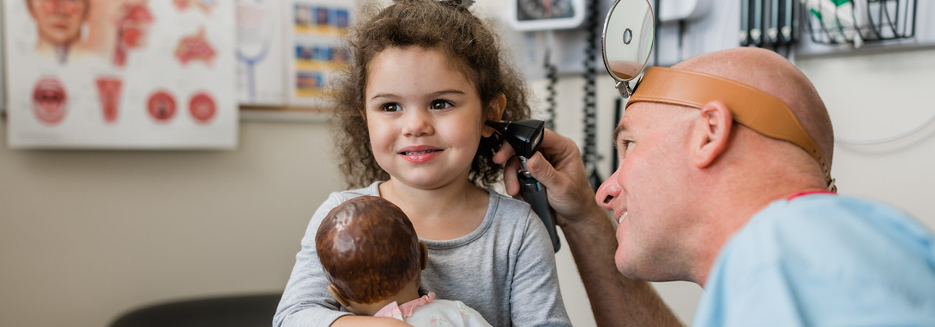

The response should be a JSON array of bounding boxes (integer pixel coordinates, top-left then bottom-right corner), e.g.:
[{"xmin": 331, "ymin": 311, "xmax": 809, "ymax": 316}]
[
  {"xmin": 678, "ymin": 19, "xmax": 686, "ymax": 62},
  {"xmin": 544, "ymin": 47, "xmax": 557, "ymax": 130},
  {"xmin": 583, "ymin": 0, "xmax": 601, "ymax": 190}
]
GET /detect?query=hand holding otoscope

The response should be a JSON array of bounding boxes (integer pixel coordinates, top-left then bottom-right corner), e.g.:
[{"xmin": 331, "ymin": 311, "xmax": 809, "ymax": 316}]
[{"xmin": 486, "ymin": 120, "xmax": 561, "ymax": 253}]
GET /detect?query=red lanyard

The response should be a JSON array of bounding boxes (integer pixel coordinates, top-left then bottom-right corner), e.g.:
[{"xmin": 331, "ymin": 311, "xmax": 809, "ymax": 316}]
[{"xmin": 787, "ymin": 190, "xmax": 836, "ymax": 201}]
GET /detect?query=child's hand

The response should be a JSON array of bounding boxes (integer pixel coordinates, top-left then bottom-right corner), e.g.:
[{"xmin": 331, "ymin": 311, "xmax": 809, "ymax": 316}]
[
  {"xmin": 331, "ymin": 315, "xmax": 415, "ymax": 327},
  {"xmin": 493, "ymin": 129, "xmax": 606, "ymax": 228}
]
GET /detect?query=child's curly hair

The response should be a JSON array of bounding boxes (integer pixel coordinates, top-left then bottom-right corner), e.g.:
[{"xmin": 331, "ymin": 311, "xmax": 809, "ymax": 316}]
[{"xmin": 331, "ymin": 0, "xmax": 532, "ymax": 189}]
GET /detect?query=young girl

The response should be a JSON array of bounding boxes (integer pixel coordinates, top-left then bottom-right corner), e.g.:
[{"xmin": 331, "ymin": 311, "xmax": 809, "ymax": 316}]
[{"xmin": 274, "ymin": 1, "xmax": 570, "ymax": 326}]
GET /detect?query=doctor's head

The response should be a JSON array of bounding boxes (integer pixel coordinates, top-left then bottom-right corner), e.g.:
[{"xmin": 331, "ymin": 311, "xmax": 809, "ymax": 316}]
[{"xmin": 595, "ymin": 47, "xmax": 834, "ymax": 284}]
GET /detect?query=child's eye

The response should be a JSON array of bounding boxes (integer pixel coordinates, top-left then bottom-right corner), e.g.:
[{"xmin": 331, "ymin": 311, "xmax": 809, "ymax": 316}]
[
  {"xmin": 430, "ymin": 100, "xmax": 453, "ymax": 110},
  {"xmin": 381, "ymin": 103, "xmax": 402, "ymax": 112}
]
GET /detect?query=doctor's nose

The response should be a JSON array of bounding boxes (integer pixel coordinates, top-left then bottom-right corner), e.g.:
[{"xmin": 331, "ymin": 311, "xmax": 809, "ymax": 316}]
[{"xmin": 595, "ymin": 170, "xmax": 622, "ymax": 210}]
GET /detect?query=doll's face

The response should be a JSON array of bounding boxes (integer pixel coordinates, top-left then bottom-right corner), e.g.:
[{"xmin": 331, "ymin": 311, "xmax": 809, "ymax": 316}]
[{"xmin": 316, "ymin": 196, "xmax": 423, "ymax": 304}]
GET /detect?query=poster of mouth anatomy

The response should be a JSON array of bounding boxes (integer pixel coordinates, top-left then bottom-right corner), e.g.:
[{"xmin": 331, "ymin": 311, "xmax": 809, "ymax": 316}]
[{"xmin": 3, "ymin": 0, "xmax": 237, "ymax": 149}]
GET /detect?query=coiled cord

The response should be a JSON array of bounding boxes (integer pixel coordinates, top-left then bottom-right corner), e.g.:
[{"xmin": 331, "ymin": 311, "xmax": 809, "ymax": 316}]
[
  {"xmin": 544, "ymin": 46, "xmax": 557, "ymax": 130},
  {"xmin": 582, "ymin": 0, "xmax": 601, "ymax": 190}
]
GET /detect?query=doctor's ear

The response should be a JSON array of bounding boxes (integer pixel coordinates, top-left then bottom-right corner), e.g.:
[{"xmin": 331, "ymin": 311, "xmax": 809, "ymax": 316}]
[
  {"xmin": 483, "ymin": 94, "xmax": 507, "ymax": 137},
  {"xmin": 692, "ymin": 100, "xmax": 733, "ymax": 168},
  {"xmin": 328, "ymin": 284, "xmax": 352, "ymax": 309}
]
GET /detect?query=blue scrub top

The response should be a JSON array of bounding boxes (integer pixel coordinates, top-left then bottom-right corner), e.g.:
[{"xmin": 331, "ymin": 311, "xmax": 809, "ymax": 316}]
[{"xmin": 693, "ymin": 193, "xmax": 935, "ymax": 327}]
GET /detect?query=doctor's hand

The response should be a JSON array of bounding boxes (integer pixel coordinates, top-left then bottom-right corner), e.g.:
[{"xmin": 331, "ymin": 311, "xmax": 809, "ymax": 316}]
[{"xmin": 493, "ymin": 129, "xmax": 607, "ymax": 228}]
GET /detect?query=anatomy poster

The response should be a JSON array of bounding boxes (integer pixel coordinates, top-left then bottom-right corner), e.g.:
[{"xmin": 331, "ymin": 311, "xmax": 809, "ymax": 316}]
[
  {"xmin": 3, "ymin": 0, "xmax": 237, "ymax": 149},
  {"xmin": 287, "ymin": 0, "xmax": 351, "ymax": 107}
]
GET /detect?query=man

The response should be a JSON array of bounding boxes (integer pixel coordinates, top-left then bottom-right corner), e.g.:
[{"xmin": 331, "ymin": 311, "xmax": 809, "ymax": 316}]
[
  {"xmin": 26, "ymin": 0, "xmax": 89, "ymax": 63},
  {"xmin": 494, "ymin": 47, "xmax": 935, "ymax": 326}
]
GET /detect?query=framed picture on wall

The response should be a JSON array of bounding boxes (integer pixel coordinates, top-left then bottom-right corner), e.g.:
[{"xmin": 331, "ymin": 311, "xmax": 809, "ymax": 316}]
[
  {"xmin": 286, "ymin": 0, "xmax": 352, "ymax": 108},
  {"xmin": 235, "ymin": 0, "xmax": 354, "ymax": 120}
]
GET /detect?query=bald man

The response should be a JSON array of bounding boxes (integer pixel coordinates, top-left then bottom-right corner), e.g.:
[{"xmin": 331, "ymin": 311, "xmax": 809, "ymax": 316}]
[{"xmin": 495, "ymin": 47, "xmax": 935, "ymax": 326}]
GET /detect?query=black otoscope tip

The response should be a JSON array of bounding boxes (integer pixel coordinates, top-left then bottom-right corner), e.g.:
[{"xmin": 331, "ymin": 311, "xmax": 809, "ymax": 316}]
[{"xmin": 485, "ymin": 120, "xmax": 544, "ymax": 158}]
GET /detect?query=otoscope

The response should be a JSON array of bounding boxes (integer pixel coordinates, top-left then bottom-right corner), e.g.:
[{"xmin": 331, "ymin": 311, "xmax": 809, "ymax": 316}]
[{"xmin": 486, "ymin": 120, "xmax": 561, "ymax": 252}]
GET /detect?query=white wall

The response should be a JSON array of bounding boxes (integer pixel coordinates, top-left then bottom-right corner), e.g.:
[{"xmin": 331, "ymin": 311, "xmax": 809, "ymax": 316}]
[{"xmin": 0, "ymin": 120, "xmax": 344, "ymax": 327}]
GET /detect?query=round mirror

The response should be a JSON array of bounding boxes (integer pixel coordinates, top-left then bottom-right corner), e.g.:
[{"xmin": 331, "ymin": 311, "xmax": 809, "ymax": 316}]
[{"xmin": 601, "ymin": 0, "xmax": 655, "ymax": 97}]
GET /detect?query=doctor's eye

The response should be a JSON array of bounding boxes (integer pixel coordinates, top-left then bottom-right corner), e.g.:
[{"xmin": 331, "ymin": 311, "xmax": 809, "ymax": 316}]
[
  {"xmin": 620, "ymin": 140, "xmax": 634, "ymax": 157},
  {"xmin": 430, "ymin": 100, "xmax": 453, "ymax": 110},
  {"xmin": 381, "ymin": 103, "xmax": 402, "ymax": 112}
]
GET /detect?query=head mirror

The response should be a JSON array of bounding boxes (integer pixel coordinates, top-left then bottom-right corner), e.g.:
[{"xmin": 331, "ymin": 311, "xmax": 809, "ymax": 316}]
[{"xmin": 602, "ymin": 0, "xmax": 655, "ymax": 98}]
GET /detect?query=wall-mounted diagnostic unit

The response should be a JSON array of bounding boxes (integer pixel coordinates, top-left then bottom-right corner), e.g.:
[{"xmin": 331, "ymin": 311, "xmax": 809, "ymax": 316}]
[{"xmin": 508, "ymin": 0, "xmax": 588, "ymax": 31}]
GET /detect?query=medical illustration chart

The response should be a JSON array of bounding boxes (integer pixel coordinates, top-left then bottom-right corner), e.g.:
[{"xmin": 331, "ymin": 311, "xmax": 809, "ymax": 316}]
[
  {"xmin": 286, "ymin": 0, "xmax": 351, "ymax": 107},
  {"xmin": 3, "ymin": 0, "xmax": 237, "ymax": 149}
]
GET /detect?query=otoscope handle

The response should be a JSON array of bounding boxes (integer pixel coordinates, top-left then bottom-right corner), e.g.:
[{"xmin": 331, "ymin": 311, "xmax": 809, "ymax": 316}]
[{"xmin": 518, "ymin": 173, "xmax": 561, "ymax": 252}]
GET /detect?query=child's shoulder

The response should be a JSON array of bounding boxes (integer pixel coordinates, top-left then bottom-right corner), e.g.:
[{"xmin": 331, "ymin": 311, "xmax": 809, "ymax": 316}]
[
  {"xmin": 484, "ymin": 189, "xmax": 538, "ymax": 227},
  {"xmin": 486, "ymin": 189, "xmax": 533, "ymax": 214},
  {"xmin": 313, "ymin": 182, "xmax": 382, "ymax": 218},
  {"xmin": 334, "ymin": 182, "xmax": 381, "ymax": 200}
]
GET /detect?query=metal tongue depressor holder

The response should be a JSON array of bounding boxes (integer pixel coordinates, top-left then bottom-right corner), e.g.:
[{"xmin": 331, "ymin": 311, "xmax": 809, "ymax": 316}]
[{"xmin": 486, "ymin": 119, "xmax": 561, "ymax": 253}]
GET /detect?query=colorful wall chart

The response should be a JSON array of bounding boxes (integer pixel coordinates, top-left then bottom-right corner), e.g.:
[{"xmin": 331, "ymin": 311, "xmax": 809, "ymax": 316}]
[
  {"xmin": 4, "ymin": 0, "xmax": 237, "ymax": 149},
  {"xmin": 286, "ymin": 0, "xmax": 351, "ymax": 108}
]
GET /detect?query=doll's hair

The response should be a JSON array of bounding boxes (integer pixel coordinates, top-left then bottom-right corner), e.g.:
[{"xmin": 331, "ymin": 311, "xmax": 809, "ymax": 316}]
[
  {"xmin": 331, "ymin": 0, "xmax": 531, "ymax": 188},
  {"xmin": 316, "ymin": 196, "xmax": 422, "ymax": 304}
]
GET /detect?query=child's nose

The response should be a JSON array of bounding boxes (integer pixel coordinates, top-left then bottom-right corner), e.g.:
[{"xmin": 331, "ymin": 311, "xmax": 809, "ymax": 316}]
[{"xmin": 401, "ymin": 110, "xmax": 434, "ymax": 137}]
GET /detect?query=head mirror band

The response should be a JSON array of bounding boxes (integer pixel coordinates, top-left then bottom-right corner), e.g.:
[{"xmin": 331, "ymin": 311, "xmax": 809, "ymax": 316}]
[{"xmin": 626, "ymin": 67, "xmax": 835, "ymax": 191}]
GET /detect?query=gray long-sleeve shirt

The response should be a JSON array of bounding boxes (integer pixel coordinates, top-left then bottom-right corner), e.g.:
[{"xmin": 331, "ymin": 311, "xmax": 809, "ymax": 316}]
[{"xmin": 274, "ymin": 182, "xmax": 571, "ymax": 327}]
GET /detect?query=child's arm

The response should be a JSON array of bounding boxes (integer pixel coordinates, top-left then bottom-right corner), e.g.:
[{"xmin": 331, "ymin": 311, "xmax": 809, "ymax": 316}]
[
  {"xmin": 331, "ymin": 315, "xmax": 414, "ymax": 327},
  {"xmin": 509, "ymin": 209, "xmax": 573, "ymax": 327}
]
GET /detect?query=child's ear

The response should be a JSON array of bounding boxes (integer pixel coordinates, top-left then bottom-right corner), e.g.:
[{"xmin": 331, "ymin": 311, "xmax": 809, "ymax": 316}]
[
  {"xmin": 482, "ymin": 94, "xmax": 507, "ymax": 137},
  {"xmin": 358, "ymin": 108, "xmax": 366, "ymax": 121},
  {"xmin": 419, "ymin": 241, "xmax": 428, "ymax": 270},
  {"xmin": 328, "ymin": 284, "xmax": 353, "ymax": 309}
]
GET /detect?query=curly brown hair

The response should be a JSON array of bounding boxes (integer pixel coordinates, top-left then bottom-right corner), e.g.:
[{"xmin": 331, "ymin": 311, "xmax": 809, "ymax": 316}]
[{"xmin": 331, "ymin": 0, "xmax": 531, "ymax": 189}]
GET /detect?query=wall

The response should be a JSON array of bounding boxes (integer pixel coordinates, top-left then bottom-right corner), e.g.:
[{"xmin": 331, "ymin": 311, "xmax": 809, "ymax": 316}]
[
  {"xmin": 0, "ymin": 120, "xmax": 344, "ymax": 327},
  {"xmin": 798, "ymin": 47, "xmax": 935, "ymax": 223}
]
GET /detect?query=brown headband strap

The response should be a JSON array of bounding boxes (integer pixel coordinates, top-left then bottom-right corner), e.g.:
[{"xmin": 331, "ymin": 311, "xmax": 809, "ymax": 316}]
[{"xmin": 627, "ymin": 66, "xmax": 835, "ymax": 191}]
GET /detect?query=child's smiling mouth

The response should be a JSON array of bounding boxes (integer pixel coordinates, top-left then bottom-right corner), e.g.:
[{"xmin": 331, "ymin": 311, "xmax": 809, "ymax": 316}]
[
  {"xmin": 399, "ymin": 150, "xmax": 441, "ymax": 155},
  {"xmin": 398, "ymin": 146, "xmax": 443, "ymax": 163}
]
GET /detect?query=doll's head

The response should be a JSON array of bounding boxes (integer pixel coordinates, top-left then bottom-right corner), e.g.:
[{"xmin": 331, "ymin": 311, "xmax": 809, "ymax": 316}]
[
  {"xmin": 332, "ymin": 0, "xmax": 532, "ymax": 189},
  {"xmin": 316, "ymin": 196, "xmax": 427, "ymax": 308}
]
